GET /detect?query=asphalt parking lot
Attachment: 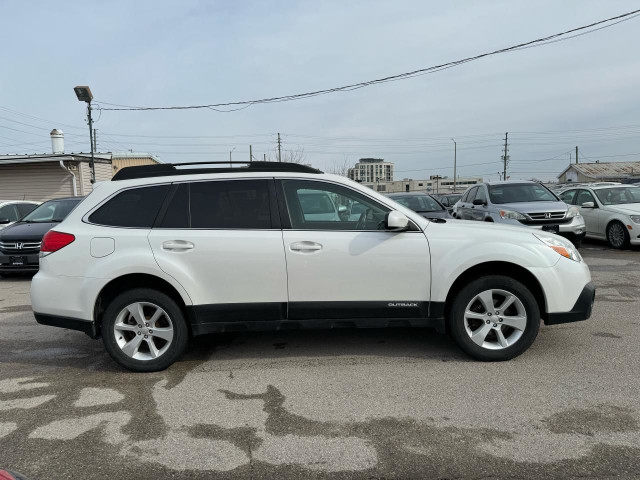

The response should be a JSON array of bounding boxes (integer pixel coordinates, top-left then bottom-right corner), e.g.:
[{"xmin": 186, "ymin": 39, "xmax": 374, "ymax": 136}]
[{"xmin": 0, "ymin": 240, "xmax": 639, "ymax": 480}]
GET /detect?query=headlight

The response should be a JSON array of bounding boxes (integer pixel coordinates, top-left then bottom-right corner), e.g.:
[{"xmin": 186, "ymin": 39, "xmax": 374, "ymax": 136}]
[
  {"xmin": 566, "ymin": 206, "xmax": 581, "ymax": 218},
  {"xmin": 630, "ymin": 215, "xmax": 640, "ymax": 224},
  {"xmin": 499, "ymin": 209, "xmax": 526, "ymax": 220},
  {"xmin": 534, "ymin": 234, "xmax": 582, "ymax": 262}
]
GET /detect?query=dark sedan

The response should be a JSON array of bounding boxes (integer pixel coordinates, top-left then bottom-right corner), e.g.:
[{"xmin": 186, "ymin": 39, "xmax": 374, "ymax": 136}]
[
  {"xmin": 387, "ymin": 192, "xmax": 452, "ymax": 219},
  {"xmin": 0, "ymin": 197, "xmax": 83, "ymax": 275},
  {"xmin": 434, "ymin": 193, "xmax": 463, "ymax": 214}
]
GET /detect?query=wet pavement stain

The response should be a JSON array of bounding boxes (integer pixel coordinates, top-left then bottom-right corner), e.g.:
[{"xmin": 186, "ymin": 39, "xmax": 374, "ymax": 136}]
[
  {"xmin": 0, "ymin": 305, "xmax": 32, "ymax": 313},
  {"xmin": 542, "ymin": 405, "xmax": 638, "ymax": 436},
  {"xmin": 592, "ymin": 332, "xmax": 622, "ymax": 339}
]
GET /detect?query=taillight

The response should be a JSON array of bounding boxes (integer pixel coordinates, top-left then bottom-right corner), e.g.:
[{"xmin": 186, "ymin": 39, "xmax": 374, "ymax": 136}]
[{"xmin": 40, "ymin": 231, "xmax": 75, "ymax": 255}]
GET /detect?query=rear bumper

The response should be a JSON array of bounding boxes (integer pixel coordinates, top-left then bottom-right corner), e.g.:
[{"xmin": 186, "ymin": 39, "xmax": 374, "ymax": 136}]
[
  {"xmin": 545, "ymin": 282, "xmax": 595, "ymax": 325},
  {"xmin": 33, "ymin": 312, "xmax": 98, "ymax": 338}
]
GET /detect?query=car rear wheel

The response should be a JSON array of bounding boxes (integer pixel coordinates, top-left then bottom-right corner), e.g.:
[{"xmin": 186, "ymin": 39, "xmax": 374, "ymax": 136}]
[
  {"xmin": 448, "ymin": 275, "xmax": 540, "ymax": 361},
  {"xmin": 606, "ymin": 221, "xmax": 629, "ymax": 249},
  {"xmin": 102, "ymin": 288, "xmax": 188, "ymax": 372}
]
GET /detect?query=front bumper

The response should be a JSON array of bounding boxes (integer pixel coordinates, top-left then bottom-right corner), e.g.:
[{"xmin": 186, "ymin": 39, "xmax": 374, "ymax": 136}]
[
  {"xmin": 545, "ymin": 282, "xmax": 595, "ymax": 325},
  {"xmin": 0, "ymin": 252, "xmax": 39, "ymax": 272},
  {"xmin": 558, "ymin": 215, "xmax": 586, "ymax": 235},
  {"xmin": 34, "ymin": 312, "xmax": 98, "ymax": 338}
]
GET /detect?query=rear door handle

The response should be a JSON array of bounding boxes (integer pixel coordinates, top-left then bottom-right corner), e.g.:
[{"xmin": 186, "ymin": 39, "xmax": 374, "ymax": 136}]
[
  {"xmin": 290, "ymin": 241, "xmax": 322, "ymax": 252},
  {"xmin": 162, "ymin": 240, "xmax": 194, "ymax": 251}
]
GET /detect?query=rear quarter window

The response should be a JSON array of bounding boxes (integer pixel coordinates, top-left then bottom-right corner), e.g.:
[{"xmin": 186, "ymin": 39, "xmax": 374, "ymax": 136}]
[{"xmin": 88, "ymin": 185, "xmax": 169, "ymax": 228}]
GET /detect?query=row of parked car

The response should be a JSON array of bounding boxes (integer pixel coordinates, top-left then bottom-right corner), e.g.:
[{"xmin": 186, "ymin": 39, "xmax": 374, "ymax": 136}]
[
  {"xmin": 385, "ymin": 181, "xmax": 640, "ymax": 250},
  {"xmin": 0, "ymin": 197, "xmax": 83, "ymax": 275}
]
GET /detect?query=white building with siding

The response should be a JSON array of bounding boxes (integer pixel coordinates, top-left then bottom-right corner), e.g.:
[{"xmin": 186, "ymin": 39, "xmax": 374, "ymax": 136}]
[
  {"xmin": 0, "ymin": 129, "xmax": 160, "ymax": 201},
  {"xmin": 0, "ymin": 153, "xmax": 112, "ymax": 200}
]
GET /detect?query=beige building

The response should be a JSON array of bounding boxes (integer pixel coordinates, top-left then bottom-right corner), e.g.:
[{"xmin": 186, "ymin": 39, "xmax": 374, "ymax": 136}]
[
  {"xmin": 557, "ymin": 161, "xmax": 640, "ymax": 184},
  {"xmin": 363, "ymin": 176, "xmax": 481, "ymax": 194},
  {"xmin": 0, "ymin": 129, "xmax": 160, "ymax": 201},
  {"xmin": 112, "ymin": 152, "xmax": 162, "ymax": 175},
  {"xmin": 0, "ymin": 152, "xmax": 160, "ymax": 201}
]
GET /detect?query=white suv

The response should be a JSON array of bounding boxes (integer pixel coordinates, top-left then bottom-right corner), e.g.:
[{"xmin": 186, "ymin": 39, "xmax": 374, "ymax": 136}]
[{"xmin": 31, "ymin": 162, "xmax": 595, "ymax": 371}]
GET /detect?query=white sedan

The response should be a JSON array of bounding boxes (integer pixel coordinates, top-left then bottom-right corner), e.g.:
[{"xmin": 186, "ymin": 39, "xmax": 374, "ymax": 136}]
[{"xmin": 559, "ymin": 184, "xmax": 640, "ymax": 249}]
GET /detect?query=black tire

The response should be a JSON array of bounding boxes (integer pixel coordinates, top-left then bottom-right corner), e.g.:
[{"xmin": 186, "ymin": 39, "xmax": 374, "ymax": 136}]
[
  {"xmin": 448, "ymin": 275, "xmax": 540, "ymax": 361},
  {"xmin": 102, "ymin": 288, "xmax": 189, "ymax": 372},
  {"xmin": 606, "ymin": 221, "xmax": 630, "ymax": 250}
]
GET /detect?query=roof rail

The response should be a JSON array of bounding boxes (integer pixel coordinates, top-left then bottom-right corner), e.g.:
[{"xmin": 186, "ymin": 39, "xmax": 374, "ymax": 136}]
[{"xmin": 112, "ymin": 161, "xmax": 323, "ymax": 181}]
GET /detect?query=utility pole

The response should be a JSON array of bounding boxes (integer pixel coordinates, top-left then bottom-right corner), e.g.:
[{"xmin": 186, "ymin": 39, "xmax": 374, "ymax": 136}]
[
  {"xmin": 576, "ymin": 145, "xmax": 579, "ymax": 164},
  {"xmin": 451, "ymin": 138, "xmax": 457, "ymax": 192},
  {"xmin": 249, "ymin": 145, "xmax": 253, "ymax": 162},
  {"xmin": 501, "ymin": 132, "xmax": 509, "ymax": 181},
  {"xmin": 263, "ymin": 153, "xmax": 266, "ymax": 161},
  {"xmin": 87, "ymin": 103, "xmax": 95, "ymax": 183},
  {"xmin": 93, "ymin": 128, "xmax": 97, "ymax": 151},
  {"xmin": 229, "ymin": 147, "xmax": 236, "ymax": 167},
  {"xmin": 277, "ymin": 133, "xmax": 282, "ymax": 162}
]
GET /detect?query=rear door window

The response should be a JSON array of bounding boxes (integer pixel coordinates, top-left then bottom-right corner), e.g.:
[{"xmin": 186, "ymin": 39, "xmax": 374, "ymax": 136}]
[
  {"xmin": 189, "ymin": 180, "xmax": 272, "ymax": 229},
  {"xmin": 89, "ymin": 185, "xmax": 169, "ymax": 227},
  {"xmin": 158, "ymin": 183, "xmax": 189, "ymax": 228}
]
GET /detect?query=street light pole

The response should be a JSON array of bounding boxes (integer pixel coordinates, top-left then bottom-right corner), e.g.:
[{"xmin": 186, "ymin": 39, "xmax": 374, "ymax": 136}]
[
  {"xmin": 87, "ymin": 102, "xmax": 95, "ymax": 183},
  {"xmin": 451, "ymin": 138, "xmax": 457, "ymax": 193},
  {"xmin": 229, "ymin": 147, "xmax": 236, "ymax": 167},
  {"xmin": 74, "ymin": 86, "xmax": 96, "ymax": 184}
]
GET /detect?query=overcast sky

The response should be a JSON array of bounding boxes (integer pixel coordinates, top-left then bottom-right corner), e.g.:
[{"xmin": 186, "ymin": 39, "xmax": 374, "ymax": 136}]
[{"xmin": 2, "ymin": 0, "xmax": 640, "ymax": 181}]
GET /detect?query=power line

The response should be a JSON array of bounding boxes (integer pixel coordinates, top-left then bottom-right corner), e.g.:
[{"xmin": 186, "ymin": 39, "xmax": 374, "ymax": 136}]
[{"xmin": 95, "ymin": 9, "xmax": 640, "ymax": 112}]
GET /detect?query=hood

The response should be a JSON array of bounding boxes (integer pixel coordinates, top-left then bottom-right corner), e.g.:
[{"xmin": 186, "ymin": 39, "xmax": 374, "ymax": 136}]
[
  {"xmin": 493, "ymin": 200, "xmax": 568, "ymax": 214},
  {"xmin": 435, "ymin": 218, "xmax": 547, "ymax": 236},
  {"xmin": 602, "ymin": 203, "xmax": 640, "ymax": 215},
  {"xmin": 0, "ymin": 222, "xmax": 58, "ymax": 242},
  {"xmin": 419, "ymin": 210, "xmax": 451, "ymax": 219},
  {"xmin": 0, "ymin": 222, "xmax": 16, "ymax": 231}
]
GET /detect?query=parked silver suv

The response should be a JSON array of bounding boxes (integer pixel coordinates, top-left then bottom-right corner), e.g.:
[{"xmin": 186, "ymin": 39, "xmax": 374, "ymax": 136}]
[{"xmin": 456, "ymin": 181, "xmax": 586, "ymax": 247}]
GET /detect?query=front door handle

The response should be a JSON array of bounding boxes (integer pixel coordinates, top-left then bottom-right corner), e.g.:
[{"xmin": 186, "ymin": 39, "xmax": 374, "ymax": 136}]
[
  {"xmin": 162, "ymin": 240, "xmax": 194, "ymax": 251},
  {"xmin": 290, "ymin": 241, "xmax": 322, "ymax": 252}
]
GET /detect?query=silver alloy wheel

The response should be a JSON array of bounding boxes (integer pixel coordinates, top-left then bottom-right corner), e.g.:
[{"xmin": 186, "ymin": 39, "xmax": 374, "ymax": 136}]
[
  {"xmin": 463, "ymin": 289, "xmax": 527, "ymax": 350},
  {"xmin": 608, "ymin": 222, "xmax": 626, "ymax": 248},
  {"xmin": 114, "ymin": 302, "xmax": 174, "ymax": 361}
]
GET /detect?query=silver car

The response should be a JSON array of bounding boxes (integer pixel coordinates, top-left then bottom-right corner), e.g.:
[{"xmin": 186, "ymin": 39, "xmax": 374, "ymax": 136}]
[
  {"xmin": 559, "ymin": 184, "xmax": 640, "ymax": 249},
  {"xmin": 455, "ymin": 181, "xmax": 586, "ymax": 247}
]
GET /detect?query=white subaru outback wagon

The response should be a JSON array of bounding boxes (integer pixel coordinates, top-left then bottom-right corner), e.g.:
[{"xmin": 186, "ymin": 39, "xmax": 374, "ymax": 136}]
[{"xmin": 31, "ymin": 161, "xmax": 595, "ymax": 371}]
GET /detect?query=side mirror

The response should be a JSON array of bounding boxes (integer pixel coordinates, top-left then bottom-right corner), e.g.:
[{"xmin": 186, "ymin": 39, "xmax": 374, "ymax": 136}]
[
  {"xmin": 386, "ymin": 210, "xmax": 409, "ymax": 231},
  {"xmin": 0, "ymin": 218, "xmax": 11, "ymax": 225},
  {"xmin": 581, "ymin": 201, "xmax": 595, "ymax": 208},
  {"xmin": 472, "ymin": 198, "xmax": 486, "ymax": 206},
  {"xmin": 338, "ymin": 205, "xmax": 348, "ymax": 214}
]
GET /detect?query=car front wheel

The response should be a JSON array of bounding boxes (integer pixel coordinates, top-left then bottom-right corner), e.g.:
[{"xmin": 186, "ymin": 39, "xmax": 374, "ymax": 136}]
[
  {"xmin": 606, "ymin": 221, "xmax": 629, "ymax": 249},
  {"xmin": 448, "ymin": 275, "xmax": 540, "ymax": 361},
  {"xmin": 102, "ymin": 288, "xmax": 189, "ymax": 372}
]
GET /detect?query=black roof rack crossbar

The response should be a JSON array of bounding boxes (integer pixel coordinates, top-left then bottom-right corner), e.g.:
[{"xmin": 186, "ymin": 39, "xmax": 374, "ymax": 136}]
[{"xmin": 112, "ymin": 161, "xmax": 323, "ymax": 181}]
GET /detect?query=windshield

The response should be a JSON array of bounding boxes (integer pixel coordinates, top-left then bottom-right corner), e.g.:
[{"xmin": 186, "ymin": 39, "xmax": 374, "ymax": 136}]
[
  {"xmin": 391, "ymin": 195, "xmax": 443, "ymax": 212},
  {"xmin": 594, "ymin": 187, "xmax": 640, "ymax": 205},
  {"xmin": 444, "ymin": 194, "xmax": 462, "ymax": 205},
  {"xmin": 488, "ymin": 184, "xmax": 557, "ymax": 204},
  {"xmin": 21, "ymin": 198, "xmax": 81, "ymax": 223}
]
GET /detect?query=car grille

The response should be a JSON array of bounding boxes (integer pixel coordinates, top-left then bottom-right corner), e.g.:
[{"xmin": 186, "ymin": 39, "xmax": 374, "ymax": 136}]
[
  {"xmin": 0, "ymin": 241, "xmax": 42, "ymax": 254},
  {"xmin": 519, "ymin": 211, "xmax": 569, "ymax": 226}
]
